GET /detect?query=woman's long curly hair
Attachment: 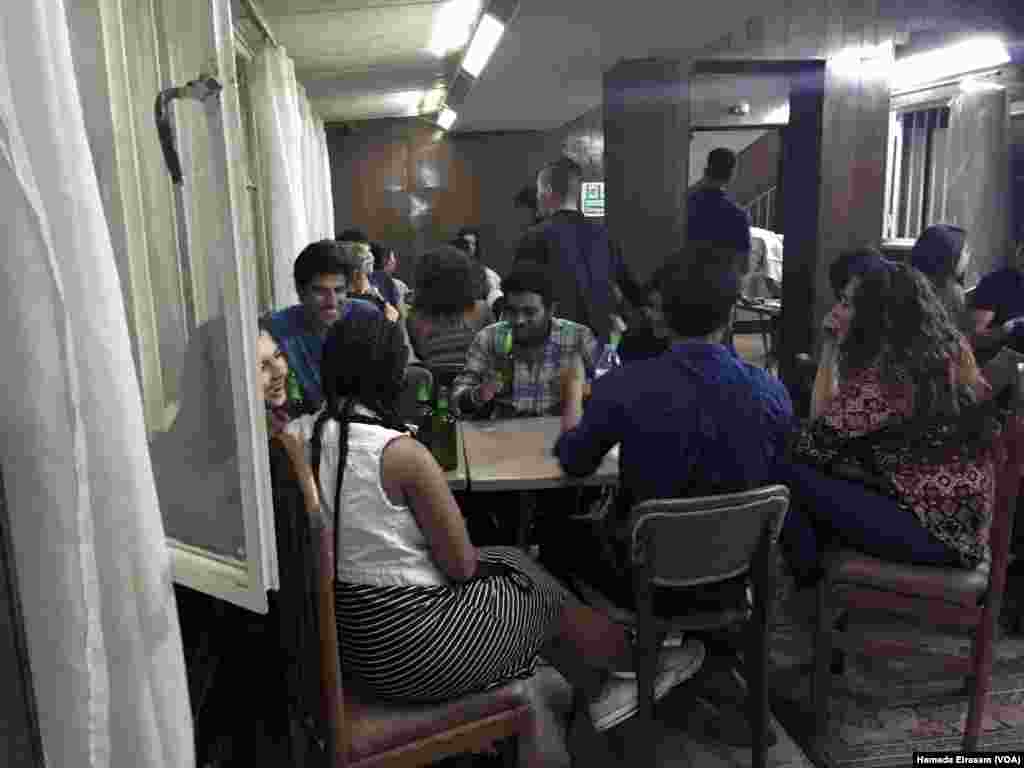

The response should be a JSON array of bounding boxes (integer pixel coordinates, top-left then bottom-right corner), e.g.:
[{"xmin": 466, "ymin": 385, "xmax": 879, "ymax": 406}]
[
  {"xmin": 839, "ymin": 261, "xmax": 977, "ymax": 420},
  {"xmin": 310, "ymin": 308, "xmax": 409, "ymax": 527}
]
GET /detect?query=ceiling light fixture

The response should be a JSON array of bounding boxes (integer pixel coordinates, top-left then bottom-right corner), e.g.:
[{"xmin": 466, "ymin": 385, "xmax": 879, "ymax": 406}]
[
  {"xmin": 462, "ymin": 12, "xmax": 505, "ymax": 77},
  {"xmin": 764, "ymin": 103, "xmax": 790, "ymax": 123},
  {"xmin": 959, "ymin": 75, "xmax": 1005, "ymax": 94},
  {"xmin": 437, "ymin": 106, "xmax": 458, "ymax": 130},
  {"xmin": 891, "ymin": 37, "xmax": 1010, "ymax": 92},
  {"xmin": 419, "ymin": 85, "xmax": 447, "ymax": 114},
  {"xmin": 428, "ymin": 0, "xmax": 483, "ymax": 58}
]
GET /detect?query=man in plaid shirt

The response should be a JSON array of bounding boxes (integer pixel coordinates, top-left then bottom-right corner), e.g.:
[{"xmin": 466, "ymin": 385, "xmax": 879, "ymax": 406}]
[{"xmin": 453, "ymin": 262, "xmax": 598, "ymax": 418}]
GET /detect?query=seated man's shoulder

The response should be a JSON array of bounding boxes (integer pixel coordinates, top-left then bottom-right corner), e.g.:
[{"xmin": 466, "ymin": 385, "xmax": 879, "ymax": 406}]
[
  {"xmin": 267, "ymin": 305, "xmax": 305, "ymax": 337},
  {"xmin": 345, "ymin": 297, "xmax": 382, "ymax": 318}
]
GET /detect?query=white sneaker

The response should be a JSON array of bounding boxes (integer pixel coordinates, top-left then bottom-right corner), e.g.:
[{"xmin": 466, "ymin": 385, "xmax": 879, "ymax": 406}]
[
  {"xmin": 588, "ymin": 638, "xmax": 706, "ymax": 732},
  {"xmin": 612, "ymin": 632, "xmax": 687, "ymax": 679}
]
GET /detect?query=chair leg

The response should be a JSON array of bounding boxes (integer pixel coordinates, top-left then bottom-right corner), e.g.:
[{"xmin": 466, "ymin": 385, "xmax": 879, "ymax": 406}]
[
  {"xmin": 747, "ymin": 593, "xmax": 770, "ymax": 768},
  {"xmin": 634, "ymin": 620, "xmax": 660, "ymax": 768},
  {"xmin": 811, "ymin": 578, "xmax": 834, "ymax": 760},
  {"xmin": 963, "ymin": 611, "xmax": 997, "ymax": 749},
  {"xmin": 830, "ymin": 611, "xmax": 847, "ymax": 676},
  {"xmin": 500, "ymin": 735, "xmax": 519, "ymax": 768}
]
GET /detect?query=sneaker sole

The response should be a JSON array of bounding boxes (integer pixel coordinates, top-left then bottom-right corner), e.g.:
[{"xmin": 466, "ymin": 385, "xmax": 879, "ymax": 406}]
[{"xmin": 592, "ymin": 638, "xmax": 706, "ymax": 732}]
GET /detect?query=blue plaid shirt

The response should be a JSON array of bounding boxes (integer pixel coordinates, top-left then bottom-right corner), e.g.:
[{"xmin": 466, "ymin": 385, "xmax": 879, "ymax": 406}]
[{"xmin": 453, "ymin": 319, "xmax": 598, "ymax": 418}]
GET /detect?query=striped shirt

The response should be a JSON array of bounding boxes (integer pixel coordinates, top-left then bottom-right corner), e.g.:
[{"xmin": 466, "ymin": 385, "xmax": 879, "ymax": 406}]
[
  {"xmin": 453, "ymin": 318, "xmax": 598, "ymax": 418},
  {"xmin": 409, "ymin": 307, "xmax": 494, "ymax": 369}
]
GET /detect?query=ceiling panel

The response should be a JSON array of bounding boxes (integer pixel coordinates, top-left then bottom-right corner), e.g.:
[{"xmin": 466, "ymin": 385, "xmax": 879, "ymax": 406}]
[
  {"xmin": 248, "ymin": 0, "xmax": 797, "ymax": 128},
  {"xmin": 264, "ymin": 5, "xmax": 439, "ymax": 73}
]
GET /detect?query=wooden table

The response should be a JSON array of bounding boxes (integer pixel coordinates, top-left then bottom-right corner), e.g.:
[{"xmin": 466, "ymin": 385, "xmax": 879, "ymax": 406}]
[
  {"xmin": 460, "ymin": 417, "xmax": 619, "ymax": 546},
  {"xmin": 443, "ymin": 424, "xmax": 468, "ymax": 491},
  {"xmin": 461, "ymin": 417, "xmax": 618, "ymax": 491}
]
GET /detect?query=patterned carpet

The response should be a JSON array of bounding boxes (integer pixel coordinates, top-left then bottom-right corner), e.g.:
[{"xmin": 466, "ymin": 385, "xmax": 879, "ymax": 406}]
[{"xmin": 768, "ymin": 562, "xmax": 1024, "ymax": 768}]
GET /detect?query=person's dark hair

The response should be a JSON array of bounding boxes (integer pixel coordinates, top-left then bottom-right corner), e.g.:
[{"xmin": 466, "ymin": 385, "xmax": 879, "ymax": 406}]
[
  {"xmin": 514, "ymin": 184, "xmax": 538, "ymax": 211},
  {"xmin": 370, "ymin": 242, "xmax": 392, "ymax": 271},
  {"xmin": 336, "ymin": 228, "xmax": 369, "ymax": 244},
  {"xmin": 293, "ymin": 240, "xmax": 353, "ymax": 294},
  {"xmin": 501, "ymin": 261, "xmax": 554, "ymax": 308},
  {"xmin": 828, "ymin": 246, "xmax": 889, "ymax": 301},
  {"xmin": 310, "ymin": 308, "xmax": 410, "ymax": 525},
  {"xmin": 660, "ymin": 244, "xmax": 741, "ymax": 337},
  {"xmin": 414, "ymin": 245, "xmax": 485, "ymax": 316},
  {"xmin": 910, "ymin": 224, "xmax": 969, "ymax": 327},
  {"xmin": 706, "ymin": 148, "xmax": 737, "ymax": 183},
  {"xmin": 645, "ymin": 262, "xmax": 680, "ymax": 299},
  {"xmin": 450, "ymin": 236, "xmax": 472, "ymax": 255},
  {"xmin": 456, "ymin": 226, "xmax": 483, "ymax": 261},
  {"xmin": 840, "ymin": 261, "xmax": 974, "ymax": 420},
  {"xmin": 538, "ymin": 156, "xmax": 583, "ymax": 202}
]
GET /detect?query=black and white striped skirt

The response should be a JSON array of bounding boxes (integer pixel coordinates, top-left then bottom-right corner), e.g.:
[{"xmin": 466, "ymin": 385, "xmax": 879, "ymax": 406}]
[{"xmin": 335, "ymin": 546, "xmax": 566, "ymax": 703}]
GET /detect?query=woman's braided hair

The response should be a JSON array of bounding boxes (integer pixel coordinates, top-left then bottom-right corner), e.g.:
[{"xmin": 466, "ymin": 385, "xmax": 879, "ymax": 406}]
[{"xmin": 310, "ymin": 307, "xmax": 409, "ymax": 527}]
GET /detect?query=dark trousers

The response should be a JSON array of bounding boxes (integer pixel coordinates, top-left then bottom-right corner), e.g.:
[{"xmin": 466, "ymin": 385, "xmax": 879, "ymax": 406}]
[
  {"xmin": 537, "ymin": 507, "xmax": 748, "ymax": 616},
  {"xmin": 777, "ymin": 462, "xmax": 960, "ymax": 588}
]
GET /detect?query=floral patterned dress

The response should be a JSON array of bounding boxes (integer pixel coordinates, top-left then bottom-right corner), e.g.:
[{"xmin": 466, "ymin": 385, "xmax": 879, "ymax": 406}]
[{"xmin": 791, "ymin": 365, "xmax": 997, "ymax": 567}]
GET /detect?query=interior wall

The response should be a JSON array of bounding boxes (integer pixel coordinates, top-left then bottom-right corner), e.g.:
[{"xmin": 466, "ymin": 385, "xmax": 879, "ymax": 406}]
[
  {"xmin": 1012, "ymin": 114, "xmax": 1024, "ymax": 263},
  {"xmin": 691, "ymin": 0, "xmax": 1020, "ymax": 345},
  {"xmin": 326, "ymin": 108, "xmax": 609, "ymax": 281}
]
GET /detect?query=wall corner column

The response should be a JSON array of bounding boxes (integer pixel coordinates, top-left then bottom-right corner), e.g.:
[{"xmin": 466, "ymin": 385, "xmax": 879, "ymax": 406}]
[{"xmin": 603, "ymin": 58, "xmax": 690, "ymax": 281}]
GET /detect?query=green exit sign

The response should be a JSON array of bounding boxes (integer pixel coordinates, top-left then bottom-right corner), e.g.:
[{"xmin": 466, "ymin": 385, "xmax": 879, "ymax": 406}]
[{"xmin": 581, "ymin": 182, "xmax": 604, "ymax": 217}]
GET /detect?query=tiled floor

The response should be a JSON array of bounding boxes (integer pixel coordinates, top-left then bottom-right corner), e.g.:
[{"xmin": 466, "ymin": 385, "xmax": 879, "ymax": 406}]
[{"xmin": 524, "ymin": 659, "xmax": 814, "ymax": 768}]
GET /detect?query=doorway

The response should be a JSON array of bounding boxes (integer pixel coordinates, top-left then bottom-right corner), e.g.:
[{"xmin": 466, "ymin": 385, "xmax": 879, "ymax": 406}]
[{"xmin": 690, "ymin": 60, "xmax": 826, "ymax": 395}]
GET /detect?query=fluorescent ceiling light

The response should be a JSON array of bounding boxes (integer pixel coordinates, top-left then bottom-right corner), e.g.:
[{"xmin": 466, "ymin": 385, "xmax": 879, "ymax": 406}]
[
  {"xmin": 764, "ymin": 103, "xmax": 790, "ymax": 123},
  {"xmin": 831, "ymin": 40, "xmax": 894, "ymax": 78},
  {"xmin": 959, "ymin": 76, "xmax": 1004, "ymax": 94},
  {"xmin": 892, "ymin": 37, "xmax": 1010, "ymax": 91},
  {"xmin": 419, "ymin": 85, "xmax": 447, "ymax": 114},
  {"xmin": 437, "ymin": 106, "xmax": 457, "ymax": 130},
  {"xmin": 462, "ymin": 13, "xmax": 505, "ymax": 77},
  {"xmin": 391, "ymin": 90, "xmax": 426, "ymax": 116},
  {"xmin": 429, "ymin": 0, "xmax": 483, "ymax": 57}
]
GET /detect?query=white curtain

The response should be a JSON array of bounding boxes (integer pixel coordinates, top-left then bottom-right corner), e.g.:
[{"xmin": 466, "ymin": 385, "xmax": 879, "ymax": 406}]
[
  {"xmin": 249, "ymin": 46, "xmax": 335, "ymax": 310},
  {"xmin": 0, "ymin": 3, "xmax": 193, "ymax": 767}
]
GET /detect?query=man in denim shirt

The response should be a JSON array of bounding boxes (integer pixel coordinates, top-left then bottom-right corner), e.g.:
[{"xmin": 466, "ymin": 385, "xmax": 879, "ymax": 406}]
[
  {"xmin": 265, "ymin": 240, "xmax": 380, "ymax": 411},
  {"xmin": 550, "ymin": 244, "xmax": 794, "ymax": 608}
]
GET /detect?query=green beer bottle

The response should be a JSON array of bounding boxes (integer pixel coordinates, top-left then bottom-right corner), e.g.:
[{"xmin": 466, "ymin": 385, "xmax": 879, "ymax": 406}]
[
  {"xmin": 415, "ymin": 377, "xmax": 433, "ymax": 449},
  {"xmin": 431, "ymin": 386, "xmax": 459, "ymax": 471},
  {"xmin": 286, "ymin": 369, "xmax": 304, "ymax": 413}
]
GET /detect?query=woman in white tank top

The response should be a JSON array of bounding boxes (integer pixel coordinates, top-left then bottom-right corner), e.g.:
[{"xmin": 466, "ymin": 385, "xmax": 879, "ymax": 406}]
[{"xmin": 290, "ymin": 307, "xmax": 704, "ymax": 735}]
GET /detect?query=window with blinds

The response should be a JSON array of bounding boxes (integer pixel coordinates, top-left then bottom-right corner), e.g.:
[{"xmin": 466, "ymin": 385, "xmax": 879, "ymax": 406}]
[{"xmin": 884, "ymin": 105, "xmax": 951, "ymax": 240}]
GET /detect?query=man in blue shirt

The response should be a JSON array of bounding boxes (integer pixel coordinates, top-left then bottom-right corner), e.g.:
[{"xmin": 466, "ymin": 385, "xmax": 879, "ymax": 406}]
[
  {"xmin": 514, "ymin": 156, "xmax": 647, "ymax": 344},
  {"xmin": 687, "ymin": 148, "xmax": 752, "ymax": 259},
  {"xmin": 264, "ymin": 239, "xmax": 380, "ymax": 410},
  {"xmin": 550, "ymin": 243, "xmax": 793, "ymax": 609},
  {"xmin": 970, "ymin": 262, "xmax": 1024, "ymax": 359}
]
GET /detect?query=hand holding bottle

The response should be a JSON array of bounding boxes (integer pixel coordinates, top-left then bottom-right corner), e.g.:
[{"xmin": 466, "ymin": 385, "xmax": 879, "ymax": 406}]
[{"xmin": 560, "ymin": 353, "xmax": 586, "ymax": 432}]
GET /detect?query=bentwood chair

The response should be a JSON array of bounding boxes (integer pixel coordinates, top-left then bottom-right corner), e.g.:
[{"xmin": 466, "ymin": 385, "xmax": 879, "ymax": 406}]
[
  {"xmin": 570, "ymin": 485, "xmax": 791, "ymax": 768},
  {"xmin": 268, "ymin": 437, "xmax": 533, "ymax": 768},
  {"xmin": 811, "ymin": 364, "xmax": 1024, "ymax": 759}
]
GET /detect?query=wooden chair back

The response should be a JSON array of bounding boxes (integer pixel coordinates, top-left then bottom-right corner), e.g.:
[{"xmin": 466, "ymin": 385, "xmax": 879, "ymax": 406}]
[{"xmin": 811, "ymin": 363, "xmax": 1024, "ymax": 754}]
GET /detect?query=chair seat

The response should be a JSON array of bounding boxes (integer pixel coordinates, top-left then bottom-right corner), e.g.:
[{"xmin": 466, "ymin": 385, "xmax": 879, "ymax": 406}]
[
  {"xmin": 571, "ymin": 577, "xmax": 750, "ymax": 631},
  {"xmin": 827, "ymin": 549, "xmax": 990, "ymax": 608},
  {"xmin": 344, "ymin": 680, "xmax": 528, "ymax": 763}
]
